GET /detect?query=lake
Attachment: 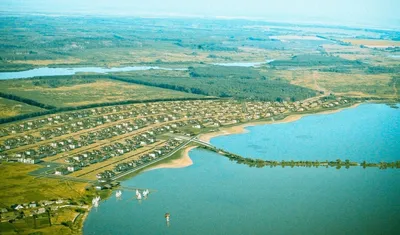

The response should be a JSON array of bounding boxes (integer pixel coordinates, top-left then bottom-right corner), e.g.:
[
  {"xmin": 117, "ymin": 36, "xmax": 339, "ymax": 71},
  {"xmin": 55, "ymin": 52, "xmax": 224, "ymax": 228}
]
[
  {"xmin": 0, "ymin": 66, "xmax": 186, "ymax": 80},
  {"xmin": 83, "ymin": 104, "xmax": 400, "ymax": 235},
  {"xmin": 211, "ymin": 103, "xmax": 400, "ymax": 162},
  {"xmin": 211, "ymin": 60, "xmax": 274, "ymax": 67}
]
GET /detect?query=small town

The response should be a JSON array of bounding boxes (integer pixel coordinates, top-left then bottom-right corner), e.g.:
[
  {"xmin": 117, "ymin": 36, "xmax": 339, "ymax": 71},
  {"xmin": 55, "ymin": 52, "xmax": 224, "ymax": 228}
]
[
  {"xmin": 0, "ymin": 98, "xmax": 353, "ymax": 176},
  {"xmin": 1, "ymin": 3, "xmax": 399, "ymax": 234},
  {"xmin": 0, "ymin": 96, "xmax": 363, "ymax": 233}
]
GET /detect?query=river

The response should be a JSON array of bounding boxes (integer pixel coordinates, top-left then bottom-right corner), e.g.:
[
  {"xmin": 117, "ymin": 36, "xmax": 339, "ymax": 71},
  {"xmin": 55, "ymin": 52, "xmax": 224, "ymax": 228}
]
[
  {"xmin": 0, "ymin": 66, "xmax": 186, "ymax": 80},
  {"xmin": 0, "ymin": 61, "xmax": 276, "ymax": 79},
  {"xmin": 83, "ymin": 103, "xmax": 400, "ymax": 235},
  {"xmin": 211, "ymin": 60, "xmax": 274, "ymax": 67}
]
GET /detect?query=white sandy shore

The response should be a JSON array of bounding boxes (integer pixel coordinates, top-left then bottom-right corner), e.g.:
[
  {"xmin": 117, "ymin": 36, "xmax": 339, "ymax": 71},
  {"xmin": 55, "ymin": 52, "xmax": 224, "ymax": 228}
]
[{"xmin": 145, "ymin": 146, "xmax": 196, "ymax": 171}]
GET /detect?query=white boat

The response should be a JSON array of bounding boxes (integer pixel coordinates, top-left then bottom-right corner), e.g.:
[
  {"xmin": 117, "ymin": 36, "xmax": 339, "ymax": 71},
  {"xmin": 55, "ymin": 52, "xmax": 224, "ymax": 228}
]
[
  {"xmin": 136, "ymin": 193, "xmax": 142, "ymax": 200},
  {"xmin": 92, "ymin": 196, "xmax": 101, "ymax": 207},
  {"xmin": 116, "ymin": 190, "xmax": 122, "ymax": 198},
  {"xmin": 142, "ymin": 189, "xmax": 150, "ymax": 197}
]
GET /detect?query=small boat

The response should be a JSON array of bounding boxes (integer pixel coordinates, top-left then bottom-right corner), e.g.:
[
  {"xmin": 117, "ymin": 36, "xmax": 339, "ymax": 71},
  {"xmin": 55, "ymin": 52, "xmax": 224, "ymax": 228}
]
[
  {"xmin": 142, "ymin": 189, "xmax": 149, "ymax": 198},
  {"xmin": 165, "ymin": 213, "xmax": 170, "ymax": 222},
  {"xmin": 92, "ymin": 196, "xmax": 101, "ymax": 207},
  {"xmin": 116, "ymin": 190, "xmax": 122, "ymax": 198},
  {"xmin": 136, "ymin": 193, "xmax": 142, "ymax": 200}
]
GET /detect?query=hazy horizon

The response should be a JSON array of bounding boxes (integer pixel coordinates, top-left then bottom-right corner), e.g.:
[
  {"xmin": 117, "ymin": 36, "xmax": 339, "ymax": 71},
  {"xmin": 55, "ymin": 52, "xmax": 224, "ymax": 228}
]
[{"xmin": 1, "ymin": 0, "xmax": 400, "ymax": 29}]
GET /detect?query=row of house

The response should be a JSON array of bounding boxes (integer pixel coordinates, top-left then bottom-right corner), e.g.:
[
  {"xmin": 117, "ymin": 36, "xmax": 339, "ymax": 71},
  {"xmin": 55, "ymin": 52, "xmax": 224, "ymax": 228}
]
[
  {"xmin": 0, "ymin": 199, "xmax": 66, "ymax": 222},
  {"xmin": 4, "ymin": 116, "xmax": 185, "ymax": 164},
  {"xmin": 97, "ymin": 138, "xmax": 184, "ymax": 179},
  {"xmin": 53, "ymin": 123, "xmax": 185, "ymax": 175},
  {"xmin": 0, "ymin": 103, "xmax": 153, "ymax": 136}
]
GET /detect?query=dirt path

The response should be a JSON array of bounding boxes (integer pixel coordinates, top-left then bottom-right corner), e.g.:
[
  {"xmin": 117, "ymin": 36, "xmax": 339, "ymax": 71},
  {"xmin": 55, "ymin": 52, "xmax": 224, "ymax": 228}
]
[{"xmin": 303, "ymin": 71, "xmax": 331, "ymax": 103}]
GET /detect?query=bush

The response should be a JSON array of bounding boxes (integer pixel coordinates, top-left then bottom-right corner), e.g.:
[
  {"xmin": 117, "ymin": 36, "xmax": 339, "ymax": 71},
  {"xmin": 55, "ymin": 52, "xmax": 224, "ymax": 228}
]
[
  {"xmin": 75, "ymin": 208, "xmax": 86, "ymax": 213},
  {"xmin": 61, "ymin": 221, "xmax": 73, "ymax": 228}
]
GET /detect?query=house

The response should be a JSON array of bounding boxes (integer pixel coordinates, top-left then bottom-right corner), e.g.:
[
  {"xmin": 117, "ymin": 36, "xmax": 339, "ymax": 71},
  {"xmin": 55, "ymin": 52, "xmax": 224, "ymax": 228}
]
[
  {"xmin": 29, "ymin": 202, "xmax": 37, "ymax": 208},
  {"xmin": 13, "ymin": 205, "xmax": 24, "ymax": 210},
  {"xmin": 95, "ymin": 185, "xmax": 103, "ymax": 190},
  {"xmin": 67, "ymin": 165, "xmax": 81, "ymax": 172},
  {"xmin": 55, "ymin": 199, "xmax": 64, "ymax": 204},
  {"xmin": 39, "ymin": 200, "xmax": 54, "ymax": 206},
  {"xmin": 149, "ymin": 153, "xmax": 156, "ymax": 158},
  {"xmin": 36, "ymin": 208, "xmax": 46, "ymax": 214},
  {"xmin": 21, "ymin": 158, "xmax": 41, "ymax": 164},
  {"xmin": 54, "ymin": 168, "xmax": 68, "ymax": 175}
]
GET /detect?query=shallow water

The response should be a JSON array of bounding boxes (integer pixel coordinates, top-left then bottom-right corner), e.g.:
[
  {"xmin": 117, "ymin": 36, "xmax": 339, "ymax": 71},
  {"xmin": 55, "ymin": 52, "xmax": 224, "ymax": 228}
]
[{"xmin": 83, "ymin": 104, "xmax": 400, "ymax": 235}]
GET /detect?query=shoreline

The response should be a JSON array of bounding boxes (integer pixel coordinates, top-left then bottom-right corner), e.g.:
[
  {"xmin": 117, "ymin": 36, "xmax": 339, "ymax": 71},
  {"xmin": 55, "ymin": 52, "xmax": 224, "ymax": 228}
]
[
  {"xmin": 145, "ymin": 146, "xmax": 196, "ymax": 172},
  {"xmin": 79, "ymin": 102, "xmax": 364, "ymax": 232},
  {"xmin": 144, "ymin": 103, "xmax": 363, "ymax": 173},
  {"xmin": 199, "ymin": 103, "xmax": 361, "ymax": 143}
]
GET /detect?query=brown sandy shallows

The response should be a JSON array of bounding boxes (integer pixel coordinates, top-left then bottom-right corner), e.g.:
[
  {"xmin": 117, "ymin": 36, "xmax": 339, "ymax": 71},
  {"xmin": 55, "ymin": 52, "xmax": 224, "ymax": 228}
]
[
  {"xmin": 145, "ymin": 146, "xmax": 196, "ymax": 172},
  {"xmin": 199, "ymin": 103, "xmax": 361, "ymax": 143}
]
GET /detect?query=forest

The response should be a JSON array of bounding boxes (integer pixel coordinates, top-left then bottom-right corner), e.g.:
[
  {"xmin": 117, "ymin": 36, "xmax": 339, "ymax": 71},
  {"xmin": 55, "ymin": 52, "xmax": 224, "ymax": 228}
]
[{"xmin": 110, "ymin": 74, "xmax": 316, "ymax": 101}]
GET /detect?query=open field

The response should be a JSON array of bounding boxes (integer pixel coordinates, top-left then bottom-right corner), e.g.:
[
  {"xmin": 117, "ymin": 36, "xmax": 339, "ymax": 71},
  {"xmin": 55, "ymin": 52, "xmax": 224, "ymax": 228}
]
[
  {"xmin": 341, "ymin": 39, "xmax": 400, "ymax": 48},
  {"xmin": 2, "ymin": 16, "xmax": 398, "ymax": 72},
  {"xmin": 0, "ymin": 98, "xmax": 45, "ymax": 118},
  {"xmin": 269, "ymin": 35, "xmax": 325, "ymax": 40},
  {"xmin": 0, "ymin": 163, "xmax": 87, "ymax": 205},
  {"xmin": 0, "ymin": 16, "xmax": 398, "ymax": 104},
  {"xmin": 0, "ymin": 77, "xmax": 204, "ymax": 107},
  {"xmin": 10, "ymin": 58, "xmax": 82, "ymax": 66},
  {"xmin": 288, "ymin": 70, "xmax": 396, "ymax": 98}
]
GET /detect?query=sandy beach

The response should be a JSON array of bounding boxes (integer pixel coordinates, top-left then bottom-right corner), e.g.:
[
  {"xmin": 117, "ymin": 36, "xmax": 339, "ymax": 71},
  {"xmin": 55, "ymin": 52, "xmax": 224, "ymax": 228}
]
[
  {"xmin": 145, "ymin": 146, "xmax": 196, "ymax": 171},
  {"xmin": 199, "ymin": 103, "xmax": 361, "ymax": 143}
]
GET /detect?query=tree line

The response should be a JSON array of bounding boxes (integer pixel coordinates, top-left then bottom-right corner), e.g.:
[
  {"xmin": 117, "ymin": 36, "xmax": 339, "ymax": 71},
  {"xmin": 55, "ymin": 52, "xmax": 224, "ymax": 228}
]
[
  {"xmin": 0, "ymin": 92, "xmax": 57, "ymax": 110},
  {"xmin": 199, "ymin": 146, "xmax": 400, "ymax": 170}
]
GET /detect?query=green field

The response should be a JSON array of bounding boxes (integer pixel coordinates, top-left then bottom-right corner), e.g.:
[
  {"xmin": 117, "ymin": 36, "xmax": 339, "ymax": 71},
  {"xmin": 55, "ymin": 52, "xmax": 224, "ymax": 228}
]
[
  {"xmin": 0, "ymin": 76, "xmax": 205, "ymax": 108},
  {"xmin": 0, "ymin": 98, "xmax": 45, "ymax": 118},
  {"xmin": 0, "ymin": 163, "xmax": 89, "ymax": 205},
  {"xmin": 0, "ymin": 16, "xmax": 398, "ymax": 116}
]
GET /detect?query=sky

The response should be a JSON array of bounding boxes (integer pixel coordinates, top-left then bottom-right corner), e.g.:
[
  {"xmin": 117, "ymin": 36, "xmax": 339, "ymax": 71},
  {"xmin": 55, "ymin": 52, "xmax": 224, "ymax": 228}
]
[{"xmin": 1, "ymin": 0, "xmax": 399, "ymax": 28}]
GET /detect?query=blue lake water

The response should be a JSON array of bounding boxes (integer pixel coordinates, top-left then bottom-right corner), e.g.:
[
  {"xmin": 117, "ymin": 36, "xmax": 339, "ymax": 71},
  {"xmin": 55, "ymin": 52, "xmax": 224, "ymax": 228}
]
[
  {"xmin": 211, "ymin": 59, "xmax": 274, "ymax": 67},
  {"xmin": 211, "ymin": 103, "xmax": 400, "ymax": 162},
  {"xmin": 84, "ymin": 104, "xmax": 400, "ymax": 235},
  {"xmin": 0, "ymin": 66, "xmax": 186, "ymax": 80}
]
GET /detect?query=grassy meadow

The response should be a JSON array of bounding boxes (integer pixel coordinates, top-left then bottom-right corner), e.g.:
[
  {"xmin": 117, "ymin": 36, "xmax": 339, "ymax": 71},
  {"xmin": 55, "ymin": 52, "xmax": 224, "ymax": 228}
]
[
  {"xmin": 0, "ymin": 163, "xmax": 88, "ymax": 205},
  {"xmin": 0, "ymin": 98, "xmax": 45, "ymax": 118},
  {"xmin": 0, "ymin": 77, "xmax": 204, "ymax": 108}
]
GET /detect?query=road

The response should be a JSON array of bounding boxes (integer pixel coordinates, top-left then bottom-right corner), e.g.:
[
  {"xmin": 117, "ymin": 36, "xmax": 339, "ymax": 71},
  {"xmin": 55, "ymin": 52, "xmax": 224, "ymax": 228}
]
[
  {"xmin": 28, "ymin": 134, "xmax": 216, "ymax": 184},
  {"xmin": 111, "ymin": 135, "xmax": 201, "ymax": 180}
]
